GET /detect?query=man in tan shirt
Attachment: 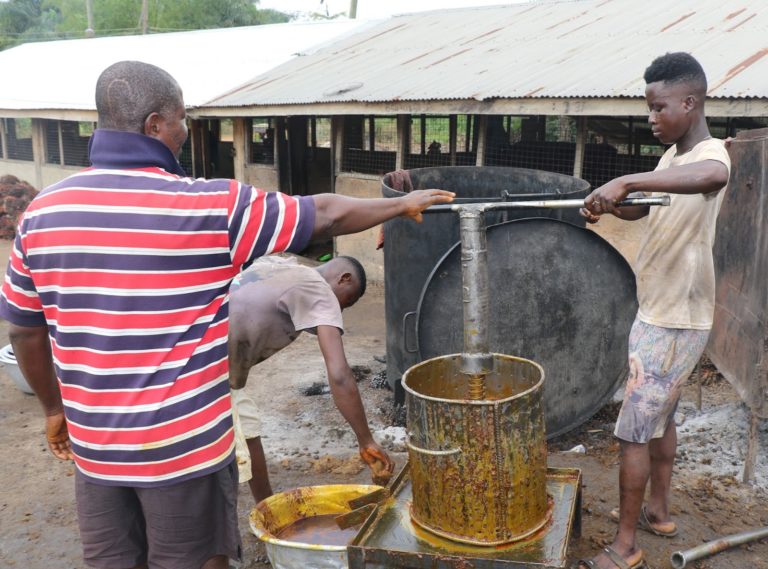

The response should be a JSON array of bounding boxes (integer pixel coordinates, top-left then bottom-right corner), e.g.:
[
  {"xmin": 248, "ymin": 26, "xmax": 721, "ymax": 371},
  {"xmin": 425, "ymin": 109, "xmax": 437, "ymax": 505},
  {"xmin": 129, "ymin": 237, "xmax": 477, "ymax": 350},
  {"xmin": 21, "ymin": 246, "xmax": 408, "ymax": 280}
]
[
  {"xmin": 578, "ymin": 52, "xmax": 730, "ymax": 569},
  {"xmin": 228, "ymin": 255, "xmax": 394, "ymax": 503}
]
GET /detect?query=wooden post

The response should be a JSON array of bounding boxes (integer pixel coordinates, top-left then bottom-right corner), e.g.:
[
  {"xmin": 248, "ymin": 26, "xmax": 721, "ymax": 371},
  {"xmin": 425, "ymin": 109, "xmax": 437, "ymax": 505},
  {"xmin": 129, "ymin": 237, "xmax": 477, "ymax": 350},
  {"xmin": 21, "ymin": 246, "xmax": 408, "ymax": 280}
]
[
  {"xmin": 742, "ymin": 410, "xmax": 759, "ymax": 484},
  {"xmin": 0, "ymin": 119, "xmax": 7, "ymax": 160},
  {"xmin": 139, "ymin": 0, "xmax": 149, "ymax": 34},
  {"xmin": 232, "ymin": 118, "xmax": 248, "ymax": 183},
  {"xmin": 573, "ymin": 116, "xmax": 587, "ymax": 179},
  {"xmin": 332, "ymin": 116, "xmax": 344, "ymax": 179},
  {"xmin": 395, "ymin": 115, "xmax": 408, "ymax": 171},
  {"xmin": 476, "ymin": 115, "xmax": 488, "ymax": 166},
  {"xmin": 57, "ymin": 122, "xmax": 65, "ymax": 166},
  {"xmin": 743, "ymin": 345, "xmax": 767, "ymax": 483},
  {"xmin": 31, "ymin": 119, "xmax": 47, "ymax": 190},
  {"xmin": 368, "ymin": 116, "xmax": 375, "ymax": 152},
  {"xmin": 85, "ymin": 0, "xmax": 95, "ymax": 36},
  {"xmin": 449, "ymin": 115, "xmax": 457, "ymax": 166},
  {"xmin": 694, "ymin": 361, "xmax": 702, "ymax": 411},
  {"xmin": 420, "ymin": 114, "xmax": 426, "ymax": 155},
  {"xmin": 189, "ymin": 119, "xmax": 204, "ymax": 178}
]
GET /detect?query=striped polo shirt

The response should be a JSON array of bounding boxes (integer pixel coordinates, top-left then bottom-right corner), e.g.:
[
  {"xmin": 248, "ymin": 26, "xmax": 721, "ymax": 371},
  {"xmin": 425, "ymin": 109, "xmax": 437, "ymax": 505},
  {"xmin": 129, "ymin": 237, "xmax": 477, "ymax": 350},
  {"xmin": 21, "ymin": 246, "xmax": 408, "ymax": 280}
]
[{"xmin": 0, "ymin": 129, "xmax": 315, "ymax": 487}]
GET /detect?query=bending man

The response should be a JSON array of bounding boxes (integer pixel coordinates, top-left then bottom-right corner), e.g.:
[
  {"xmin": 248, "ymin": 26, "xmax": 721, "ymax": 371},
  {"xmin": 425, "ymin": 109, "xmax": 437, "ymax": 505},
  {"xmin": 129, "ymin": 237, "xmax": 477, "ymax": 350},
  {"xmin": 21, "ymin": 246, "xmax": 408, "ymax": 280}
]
[{"xmin": 228, "ymin": 254, "xmax": 394, "ymax": 503}]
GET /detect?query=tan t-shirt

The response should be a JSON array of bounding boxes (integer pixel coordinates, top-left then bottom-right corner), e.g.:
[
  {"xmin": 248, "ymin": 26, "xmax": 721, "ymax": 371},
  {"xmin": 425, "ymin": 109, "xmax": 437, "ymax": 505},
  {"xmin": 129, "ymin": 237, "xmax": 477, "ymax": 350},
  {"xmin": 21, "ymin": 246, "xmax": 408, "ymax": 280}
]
[
  {"xmin": 227, "ymin": 256, "xmax": 344, "ymax": 387},
  {"xmin": 635, "ymin": 138, "xmax": 731, "ymax": 330}
]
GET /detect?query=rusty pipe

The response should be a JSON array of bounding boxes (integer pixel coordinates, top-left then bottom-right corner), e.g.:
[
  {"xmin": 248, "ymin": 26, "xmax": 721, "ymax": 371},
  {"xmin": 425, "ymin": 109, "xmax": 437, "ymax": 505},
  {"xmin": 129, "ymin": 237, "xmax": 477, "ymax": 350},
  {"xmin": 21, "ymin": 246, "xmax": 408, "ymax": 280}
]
[{"xmin": 670, "ymin": 526, "xmax": 768, "ymax": 569}]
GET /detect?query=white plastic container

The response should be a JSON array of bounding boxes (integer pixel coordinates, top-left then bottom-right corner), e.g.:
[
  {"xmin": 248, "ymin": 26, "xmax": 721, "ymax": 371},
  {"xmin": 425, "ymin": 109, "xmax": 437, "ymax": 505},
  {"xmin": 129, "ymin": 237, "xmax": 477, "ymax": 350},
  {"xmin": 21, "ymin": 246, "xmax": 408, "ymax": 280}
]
[{"xmin": 0, "ymin": 344, "xmax": 33, "ymax": 395}]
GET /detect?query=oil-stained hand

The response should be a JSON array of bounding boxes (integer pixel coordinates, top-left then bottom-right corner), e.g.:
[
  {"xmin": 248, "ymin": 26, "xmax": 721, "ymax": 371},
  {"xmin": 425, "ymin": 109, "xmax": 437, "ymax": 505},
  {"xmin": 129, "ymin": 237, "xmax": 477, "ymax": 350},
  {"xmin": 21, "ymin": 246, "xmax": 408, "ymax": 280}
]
[
  {"xmin": 46, "ymin": 412, "xmax": 74, "ymax": 461},
  {"xmin": 359, "ymin": 442, "xmax": 395, "ymax": 486},
  {"xmin": 399, "ymin": 189, "xmax": 455, "ymax": 223},
  {"xmin": 579, "ymin": 207, "xmax": 601, "ymax": 224}
]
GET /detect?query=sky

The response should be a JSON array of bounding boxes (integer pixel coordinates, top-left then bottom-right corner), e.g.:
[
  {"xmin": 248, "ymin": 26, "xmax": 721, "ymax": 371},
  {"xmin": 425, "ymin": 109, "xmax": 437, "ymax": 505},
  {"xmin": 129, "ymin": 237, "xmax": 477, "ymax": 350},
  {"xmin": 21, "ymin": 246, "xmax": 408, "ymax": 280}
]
[{"xmin": 258, "ymin": 0, "xmax": 526, "ymax": 20}]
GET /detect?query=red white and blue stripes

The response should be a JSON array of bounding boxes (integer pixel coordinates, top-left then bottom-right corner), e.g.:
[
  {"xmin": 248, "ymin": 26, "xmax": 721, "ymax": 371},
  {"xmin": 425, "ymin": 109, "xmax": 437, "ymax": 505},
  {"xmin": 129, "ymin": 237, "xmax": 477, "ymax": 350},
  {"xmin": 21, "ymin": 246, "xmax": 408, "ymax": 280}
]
[{"xmin": 0, "ymin": 130, "xmax": 314, "ymax": 487}]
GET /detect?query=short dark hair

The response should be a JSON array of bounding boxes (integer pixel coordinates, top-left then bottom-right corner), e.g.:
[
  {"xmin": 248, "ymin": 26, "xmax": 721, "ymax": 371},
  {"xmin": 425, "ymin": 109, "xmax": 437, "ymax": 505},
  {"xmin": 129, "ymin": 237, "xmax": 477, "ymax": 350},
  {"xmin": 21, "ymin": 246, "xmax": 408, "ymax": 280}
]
[
  {"xmin": 643, "ymin": 52, "xmax": 707, "ymax": 93},
  {"xmin": 337, "ymin": 255, "xmax": 367, "ymax": 298},
  {"xmin": 95, "ymin": 60, "xmax": 183, "ymax": 133}
]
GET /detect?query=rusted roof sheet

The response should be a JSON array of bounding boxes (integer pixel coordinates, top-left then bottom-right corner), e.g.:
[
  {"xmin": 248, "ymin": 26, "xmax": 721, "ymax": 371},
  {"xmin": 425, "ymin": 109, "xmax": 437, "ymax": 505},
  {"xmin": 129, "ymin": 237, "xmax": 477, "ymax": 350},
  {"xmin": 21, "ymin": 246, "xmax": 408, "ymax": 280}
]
[
  {"xmin": 204, "ymin": 0, "xmax": 768, "ymax": 109},
  {"xmin": 0, "ymin": 19, "xmax": 370, "ymax": 113}
]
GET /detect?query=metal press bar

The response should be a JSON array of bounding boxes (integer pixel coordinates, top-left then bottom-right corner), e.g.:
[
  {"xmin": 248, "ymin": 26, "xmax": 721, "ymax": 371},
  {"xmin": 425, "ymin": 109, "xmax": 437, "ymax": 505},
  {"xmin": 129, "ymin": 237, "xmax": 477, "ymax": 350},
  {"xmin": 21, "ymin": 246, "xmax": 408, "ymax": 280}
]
[
  {"xmin": 451, "ymin": 194, "xmax": 669, "ymax": 399},
  {"xmin": 424, "ymin": 195, "xmax": 671, "ymax": 213}
]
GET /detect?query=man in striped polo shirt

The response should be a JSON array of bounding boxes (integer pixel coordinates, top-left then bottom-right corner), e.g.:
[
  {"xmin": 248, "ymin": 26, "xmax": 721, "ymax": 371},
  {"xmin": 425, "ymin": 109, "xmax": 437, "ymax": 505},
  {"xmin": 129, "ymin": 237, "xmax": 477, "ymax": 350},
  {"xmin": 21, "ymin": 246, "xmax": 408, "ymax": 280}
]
[{"xmin": 0, "ymin": 60, "xmax": 452, "ymax": 569}]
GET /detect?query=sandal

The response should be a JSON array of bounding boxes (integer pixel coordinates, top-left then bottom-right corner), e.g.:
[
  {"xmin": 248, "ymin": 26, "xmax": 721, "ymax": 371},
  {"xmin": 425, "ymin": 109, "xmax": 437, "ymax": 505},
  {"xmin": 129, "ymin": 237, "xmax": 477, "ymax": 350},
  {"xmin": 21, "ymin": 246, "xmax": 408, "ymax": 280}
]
[
  {"xmin": 609, "ymin": 505, "xmax": 678, "ymax": 538},
  {"xmin": 578, "ymin": 545, "xmax": 647, "ymax": 569}
]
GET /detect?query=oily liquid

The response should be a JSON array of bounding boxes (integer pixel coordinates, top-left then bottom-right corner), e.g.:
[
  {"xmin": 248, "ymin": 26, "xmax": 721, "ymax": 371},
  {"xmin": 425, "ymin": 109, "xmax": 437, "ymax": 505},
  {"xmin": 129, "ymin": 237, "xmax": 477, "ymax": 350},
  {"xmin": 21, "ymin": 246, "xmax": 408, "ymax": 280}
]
[{"xmin": 276, "ymin": 513, "xmax": 361, "ymax": 546}]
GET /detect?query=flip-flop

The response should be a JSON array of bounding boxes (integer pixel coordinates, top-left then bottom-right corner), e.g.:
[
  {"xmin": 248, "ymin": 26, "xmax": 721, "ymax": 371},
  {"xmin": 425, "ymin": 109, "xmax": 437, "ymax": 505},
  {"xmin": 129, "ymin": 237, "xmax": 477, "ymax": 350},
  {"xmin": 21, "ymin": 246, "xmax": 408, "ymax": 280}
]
[
  {"xmin": 604, "ymin": 545, "xmax": 647, "ymax": 568},
  {"xmin": 578, "ymin": 546, "xmax": 648, "ymax": 569},
  {"xmin": 609, "ymin": 505, "xmax": 678, "ymax": 538}
]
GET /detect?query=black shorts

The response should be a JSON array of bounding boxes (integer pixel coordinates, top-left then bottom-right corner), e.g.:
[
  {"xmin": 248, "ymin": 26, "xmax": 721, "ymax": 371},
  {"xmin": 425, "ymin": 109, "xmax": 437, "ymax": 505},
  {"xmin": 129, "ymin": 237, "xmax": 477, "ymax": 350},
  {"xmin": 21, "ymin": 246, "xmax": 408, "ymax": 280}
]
[{"xmin": 75, "ymin": 461, "xmax": 241, "ymax": 569}]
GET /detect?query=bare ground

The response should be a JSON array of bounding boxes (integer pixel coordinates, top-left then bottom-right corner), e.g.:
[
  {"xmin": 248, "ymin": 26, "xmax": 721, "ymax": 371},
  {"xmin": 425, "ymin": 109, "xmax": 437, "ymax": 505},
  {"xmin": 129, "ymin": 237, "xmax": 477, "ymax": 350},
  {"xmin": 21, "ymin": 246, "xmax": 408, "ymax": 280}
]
[{"xmin": 1, "ymin": 241, "xmax": 767, "ymax": 569}]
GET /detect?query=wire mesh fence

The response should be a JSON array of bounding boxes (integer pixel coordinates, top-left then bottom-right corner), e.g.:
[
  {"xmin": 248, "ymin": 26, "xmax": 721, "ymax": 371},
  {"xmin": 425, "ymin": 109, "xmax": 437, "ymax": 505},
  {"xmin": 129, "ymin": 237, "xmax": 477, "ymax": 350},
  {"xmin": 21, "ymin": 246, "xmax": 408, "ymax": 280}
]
[
  {"xmin": 484, "ymin": 116, "xmax": 578, "ymax": 175},
  {"xmin": 45, "ymin": 120, "xmax": 94, "ymax": 167},
  {"xmin": 404, "ymin": 115, "xmax": 478, "ymax": 168},
  {"xmin": 582, "ymin": 116, "xmax": 663, "ymax": 188},
  {"xmin": 45, "ymin": 120, "xmax": 61, "ymax": 165},
  {"xmin": 250, "ymin": 118, "xmax": 275, "ymax": 165},
  {"xmin": 4, "ymin": 118, "xmax": 33, "ymax": 161},
  {"xmin": 178, "ymin": 135, "xmax": 193, "ymax": 175},
  {"xmin": 341, "ymin": 115, "xmax": 397, "ymax": 175},
  {"xmin": 308, "ymin": 117, "xmax": 332, "ymax": 149}
]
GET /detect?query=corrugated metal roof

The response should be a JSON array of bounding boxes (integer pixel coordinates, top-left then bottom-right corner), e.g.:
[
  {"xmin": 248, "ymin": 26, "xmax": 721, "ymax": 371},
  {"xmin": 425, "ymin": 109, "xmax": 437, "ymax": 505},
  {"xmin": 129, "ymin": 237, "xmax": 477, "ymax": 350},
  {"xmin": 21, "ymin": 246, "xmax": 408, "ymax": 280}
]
[
  {"xmin": 205, "ymin": 0, "xmax": 768, "ymax": 110},
  {"xmin": 0, "ymin": 19, "xmax": 371, "ymax": 114}
]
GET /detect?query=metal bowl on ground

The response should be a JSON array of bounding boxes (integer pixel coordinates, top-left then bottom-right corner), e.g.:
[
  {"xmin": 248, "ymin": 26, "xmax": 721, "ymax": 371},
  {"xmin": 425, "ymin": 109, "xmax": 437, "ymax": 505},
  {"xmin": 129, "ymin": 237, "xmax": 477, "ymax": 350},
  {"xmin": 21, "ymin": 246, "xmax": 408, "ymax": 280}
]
[
  {"xmin": 0, "ymin": 344, "xmax": 33, "ymax": 395},
  {"xmin": 249, "ymin": 484, "xmax": 383, "ymax": 569}
]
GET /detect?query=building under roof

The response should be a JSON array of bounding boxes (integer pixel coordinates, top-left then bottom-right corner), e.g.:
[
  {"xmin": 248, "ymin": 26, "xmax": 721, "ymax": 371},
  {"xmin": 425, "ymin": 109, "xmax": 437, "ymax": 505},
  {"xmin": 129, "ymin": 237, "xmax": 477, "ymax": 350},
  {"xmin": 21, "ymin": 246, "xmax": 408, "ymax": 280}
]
[
  {"xmin": 202, "ymin": 0, "xmax": 768, "ymax": 117},
  {"xmin": 0, "ymin": 19, "xmax": 372, "ymax": 119},
  {"xmin": 2, "ymin": 0, "xmax": 767, "ymax": 282},
  {"xmin": 0, "ymin": 18, "xmax": 372, "ymax": 196}
]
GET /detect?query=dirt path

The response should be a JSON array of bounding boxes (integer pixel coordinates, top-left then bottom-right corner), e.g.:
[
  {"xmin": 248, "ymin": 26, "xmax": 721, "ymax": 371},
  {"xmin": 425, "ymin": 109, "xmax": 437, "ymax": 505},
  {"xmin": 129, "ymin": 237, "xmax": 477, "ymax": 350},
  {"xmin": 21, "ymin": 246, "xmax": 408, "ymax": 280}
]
[{"xmin": 1, "ymin": 238, "xmax": 767, "ymax": 568}]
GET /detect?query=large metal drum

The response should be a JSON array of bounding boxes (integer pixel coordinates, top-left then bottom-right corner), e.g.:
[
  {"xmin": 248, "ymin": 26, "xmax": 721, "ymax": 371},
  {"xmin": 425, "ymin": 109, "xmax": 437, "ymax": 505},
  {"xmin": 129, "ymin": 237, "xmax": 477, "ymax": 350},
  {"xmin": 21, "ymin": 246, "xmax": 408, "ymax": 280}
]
[
  {"xmin": 383, "ymin": 166, "xmax": 590, "ymax": 399},
  {"xmin": 404, "ymin": 353, "xmax": 549, "ymax": 546}
]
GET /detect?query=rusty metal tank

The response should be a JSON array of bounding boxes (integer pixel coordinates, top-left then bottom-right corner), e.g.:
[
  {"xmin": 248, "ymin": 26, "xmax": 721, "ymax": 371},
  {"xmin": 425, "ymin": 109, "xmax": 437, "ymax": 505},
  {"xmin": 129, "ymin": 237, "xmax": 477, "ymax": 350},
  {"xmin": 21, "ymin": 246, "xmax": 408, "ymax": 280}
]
[{"xmin": 403, "ymin": 353, "xmax": 549, "ymax": 546}]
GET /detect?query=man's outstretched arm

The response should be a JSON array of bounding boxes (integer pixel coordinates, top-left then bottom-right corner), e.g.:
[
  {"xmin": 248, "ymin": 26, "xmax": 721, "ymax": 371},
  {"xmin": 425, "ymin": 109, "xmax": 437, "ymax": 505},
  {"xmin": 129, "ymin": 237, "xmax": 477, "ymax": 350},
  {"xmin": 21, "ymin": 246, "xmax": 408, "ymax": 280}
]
[
  {"xmin": 9, "ymin": 323, "xmax": 73, "ymax": 460},
  {"xmin": 316, "ymin": 325, "xmax": 394, "ymax": 485},
  {"xmin": 311, "ymin": 189, "xmax": 454, "ymax": 240}
]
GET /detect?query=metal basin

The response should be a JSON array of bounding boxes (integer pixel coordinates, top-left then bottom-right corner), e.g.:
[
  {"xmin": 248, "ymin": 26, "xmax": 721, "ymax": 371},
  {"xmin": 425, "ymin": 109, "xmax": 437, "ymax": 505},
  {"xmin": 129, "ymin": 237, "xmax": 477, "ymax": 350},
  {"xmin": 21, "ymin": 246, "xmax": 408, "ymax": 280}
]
[{"xmin": 249, "ymin": 484, "xmax": 383, "ymax": 569}]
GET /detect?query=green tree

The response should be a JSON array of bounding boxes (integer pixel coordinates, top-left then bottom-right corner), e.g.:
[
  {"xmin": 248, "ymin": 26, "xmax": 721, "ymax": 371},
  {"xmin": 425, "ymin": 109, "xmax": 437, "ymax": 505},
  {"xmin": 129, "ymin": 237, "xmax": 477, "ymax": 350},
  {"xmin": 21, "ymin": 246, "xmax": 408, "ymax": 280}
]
[
  {"xmin": 0, "ymin": 0, "xmax": 290, "ymax": 50},
  {"xmin": 151, "ymin": 0, "xmax": 283, "ymax": 30},
  {"xmin": 0, "ymin": 0, "xmax": 63, "ymax": 50}
]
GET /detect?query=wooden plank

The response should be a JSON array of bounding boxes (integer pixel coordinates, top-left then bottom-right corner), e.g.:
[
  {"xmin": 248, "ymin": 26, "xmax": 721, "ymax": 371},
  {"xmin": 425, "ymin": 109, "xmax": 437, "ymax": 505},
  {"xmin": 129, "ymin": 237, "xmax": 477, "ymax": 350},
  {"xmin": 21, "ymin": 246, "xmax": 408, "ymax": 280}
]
[
  {"xmin": 707, "ymin": 128, "xmax": 768, "ymax": 418},
  {"xmin": 192, "ymin": 97, "xmax": 768, "ymax": 119},
  {"xmin": 742, "ymin": 409, "xmax": 759, "ymax": 483}
]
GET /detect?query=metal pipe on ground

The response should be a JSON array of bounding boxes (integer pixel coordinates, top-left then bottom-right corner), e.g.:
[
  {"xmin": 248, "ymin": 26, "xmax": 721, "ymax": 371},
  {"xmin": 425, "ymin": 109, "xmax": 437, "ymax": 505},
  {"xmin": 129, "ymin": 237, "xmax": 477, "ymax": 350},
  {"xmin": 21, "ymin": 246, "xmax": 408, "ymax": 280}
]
[{"xmin": 670, "ymin": 526, "xmax": 768, "ymax": 568}]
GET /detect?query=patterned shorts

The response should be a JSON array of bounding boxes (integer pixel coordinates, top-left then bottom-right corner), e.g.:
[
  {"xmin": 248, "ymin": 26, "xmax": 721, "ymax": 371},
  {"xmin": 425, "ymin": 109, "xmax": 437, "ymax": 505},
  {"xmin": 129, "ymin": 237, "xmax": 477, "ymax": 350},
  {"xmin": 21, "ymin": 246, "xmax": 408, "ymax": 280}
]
[{"xmin": 614, "ymin": 319, "xmax": 709, "ymax": 443}]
